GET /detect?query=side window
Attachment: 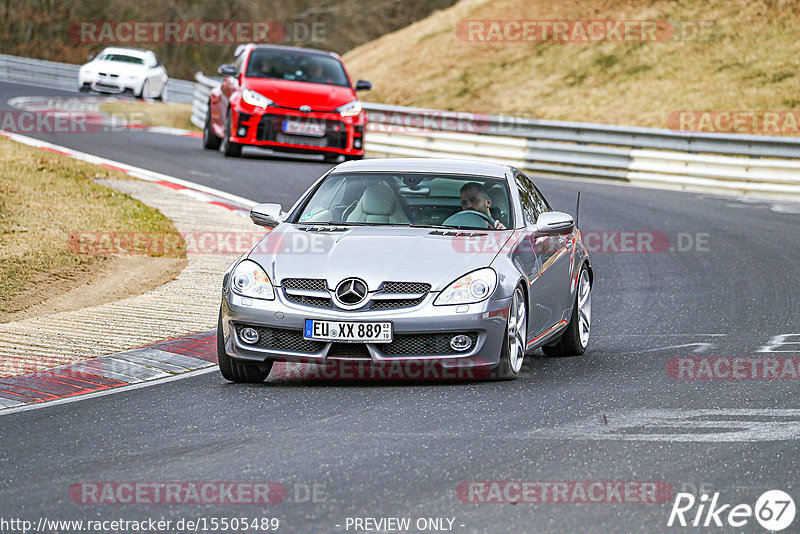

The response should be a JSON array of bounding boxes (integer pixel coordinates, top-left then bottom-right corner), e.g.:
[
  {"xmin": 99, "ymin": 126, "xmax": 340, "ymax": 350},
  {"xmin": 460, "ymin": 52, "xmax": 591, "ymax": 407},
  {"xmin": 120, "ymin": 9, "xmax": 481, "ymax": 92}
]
[
  {"xmin": 514, "ymin": 173, "xmax": 540, "ymax": 226},
  {"xmin": 531, "ymin": 183, "xmax": 551, "ymax": 215}
]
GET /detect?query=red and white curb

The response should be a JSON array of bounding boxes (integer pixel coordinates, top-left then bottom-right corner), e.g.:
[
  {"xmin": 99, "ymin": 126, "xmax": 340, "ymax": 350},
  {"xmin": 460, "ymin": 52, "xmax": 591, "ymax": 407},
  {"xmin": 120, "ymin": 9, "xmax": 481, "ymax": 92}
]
[
  {"xmin": 0, "ymin": 130, "xmax": 256, "ymax": 218},
  {"xmin": 0, "ymin": 332, "xmax": 219, "ymax": 415}
]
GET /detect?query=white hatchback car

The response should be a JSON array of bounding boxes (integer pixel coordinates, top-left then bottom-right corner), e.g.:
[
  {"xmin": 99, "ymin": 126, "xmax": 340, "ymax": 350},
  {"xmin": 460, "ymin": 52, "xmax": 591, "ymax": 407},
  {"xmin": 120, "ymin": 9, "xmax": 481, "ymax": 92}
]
[{"xmin": 78, "ymin": 47, "xmax": 168, "ymax": 100}]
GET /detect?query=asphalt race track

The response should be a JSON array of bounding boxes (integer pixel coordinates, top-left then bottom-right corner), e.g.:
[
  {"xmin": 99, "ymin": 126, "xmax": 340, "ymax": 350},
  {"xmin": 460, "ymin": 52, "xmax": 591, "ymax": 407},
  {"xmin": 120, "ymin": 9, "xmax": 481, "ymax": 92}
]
[{"xmin": 1, "ymin": 81, "xmax": 799, "ymax": 533}]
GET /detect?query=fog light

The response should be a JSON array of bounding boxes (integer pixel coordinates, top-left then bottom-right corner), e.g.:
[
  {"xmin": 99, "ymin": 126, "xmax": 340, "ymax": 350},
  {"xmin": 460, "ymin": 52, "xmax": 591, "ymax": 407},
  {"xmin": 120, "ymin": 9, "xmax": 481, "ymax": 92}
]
[
  {"xmin": 354, "ymin": 139, "xmax": 362, "ymax": 149},
  {"xmin": 240, "ymin": 327, "xmax": 259, "ymax": 344},
  {"xmin": 450, "ymin": 334, "xmax": 472, "ymax": 352},
  {"xmin": 237, "ymin": 127, "xmax": 247, "ymax": 136}
]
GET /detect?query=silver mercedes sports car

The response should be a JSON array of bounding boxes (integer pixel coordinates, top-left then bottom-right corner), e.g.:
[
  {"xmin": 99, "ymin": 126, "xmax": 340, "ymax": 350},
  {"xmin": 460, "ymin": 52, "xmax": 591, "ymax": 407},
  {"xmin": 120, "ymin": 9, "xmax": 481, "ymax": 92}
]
[{"xmin": 218, "ymin": 158, "xmax": 593, "ymax": 381}]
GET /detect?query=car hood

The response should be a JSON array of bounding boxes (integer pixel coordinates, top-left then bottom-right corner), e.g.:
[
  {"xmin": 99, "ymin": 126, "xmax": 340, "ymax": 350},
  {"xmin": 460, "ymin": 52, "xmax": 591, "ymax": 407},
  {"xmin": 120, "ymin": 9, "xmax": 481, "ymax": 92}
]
[
  {"xmin": 243, "ymin": 78, "xmax": 355, "ymax": 112},
  {"xmin": 85, "ymin": 60, "xmax": 146, "ymax": 76},
  {"xmin": 248, "ymin": 225, "xmax": 513, "ymax": 292}
]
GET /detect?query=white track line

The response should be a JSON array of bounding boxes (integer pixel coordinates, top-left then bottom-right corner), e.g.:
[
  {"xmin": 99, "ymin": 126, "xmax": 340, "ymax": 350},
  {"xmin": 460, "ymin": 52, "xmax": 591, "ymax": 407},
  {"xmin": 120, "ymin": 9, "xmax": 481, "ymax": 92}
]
[
  {"xmin": 0, "ymin": 130, "xmax": 258, "ymax": 208},
  {"xmin": 0, "ymin": 366, "xmax": 219, "ymax": 417}
]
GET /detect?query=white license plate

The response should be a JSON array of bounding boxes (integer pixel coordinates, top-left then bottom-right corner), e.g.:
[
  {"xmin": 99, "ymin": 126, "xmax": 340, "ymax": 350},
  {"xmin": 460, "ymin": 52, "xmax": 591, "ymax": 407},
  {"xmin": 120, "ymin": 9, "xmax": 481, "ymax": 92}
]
[
  {"xmin": 304, "ymin": 319, "xmax": 392, "ymax": 343},
  {"xmin": 283, "ymin": 120, "xmax": 325, "ymax": 137}
]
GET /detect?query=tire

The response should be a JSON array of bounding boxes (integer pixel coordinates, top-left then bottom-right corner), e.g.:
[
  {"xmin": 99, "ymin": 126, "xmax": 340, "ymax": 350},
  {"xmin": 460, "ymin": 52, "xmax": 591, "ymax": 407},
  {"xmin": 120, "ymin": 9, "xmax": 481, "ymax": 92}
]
[
  {"xmin": 221, "ymin": 108, "xmax": 243, "ymax": 157},
  {"xmin": 155, "ymin": 84, "xmax": 167, "ymax": 102},
  {"xmin": 78, "ymin": 84, "xmax": 90, "ymax": 93},
  {"xmin": 489, "ymin": 285, "xmax": 527, "ymax": 380},
  {"xmin": 323, "ymin": 152, "xmax": 340, "ymax": 163},
  {"xmin": 217, "ymin": 313, "xmax": 272, "ymax": 383},
  {"xmin": 345, "ymin": 154, "xmax": 364, "ymax": 161},
  {"xmin": 202, "ymin": 104, "xmax": 222, "ymax": 150},
  {"xmin": 138, "ymin": 80, "xmax": 149, "ymax": 99},
  {"xmin": 542, "ymin": 266, "xmax": 591, "ymax": 357}
]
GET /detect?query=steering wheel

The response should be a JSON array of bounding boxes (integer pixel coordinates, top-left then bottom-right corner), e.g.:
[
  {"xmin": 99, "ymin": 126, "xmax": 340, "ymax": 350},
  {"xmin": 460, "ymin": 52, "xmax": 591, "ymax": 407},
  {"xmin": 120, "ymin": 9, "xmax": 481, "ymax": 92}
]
[{"xmin": 442, "ymin": 209, "xmax": 495, "ymax": 229}]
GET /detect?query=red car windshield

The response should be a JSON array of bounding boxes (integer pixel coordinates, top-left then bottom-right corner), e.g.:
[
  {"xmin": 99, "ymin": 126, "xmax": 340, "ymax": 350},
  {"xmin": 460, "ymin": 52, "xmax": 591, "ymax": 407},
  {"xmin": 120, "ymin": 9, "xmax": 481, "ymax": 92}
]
[{"xmin": 245, "ymin": 49, "xmax": 350, "ymax": 88}]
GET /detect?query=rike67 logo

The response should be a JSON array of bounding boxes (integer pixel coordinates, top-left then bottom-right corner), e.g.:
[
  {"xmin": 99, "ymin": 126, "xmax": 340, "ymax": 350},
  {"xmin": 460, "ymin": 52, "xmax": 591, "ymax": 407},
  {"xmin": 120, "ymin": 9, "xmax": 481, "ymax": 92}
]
[{"xmin": 668, "ymin": 490, "xmax": 796, "ymax": 531}]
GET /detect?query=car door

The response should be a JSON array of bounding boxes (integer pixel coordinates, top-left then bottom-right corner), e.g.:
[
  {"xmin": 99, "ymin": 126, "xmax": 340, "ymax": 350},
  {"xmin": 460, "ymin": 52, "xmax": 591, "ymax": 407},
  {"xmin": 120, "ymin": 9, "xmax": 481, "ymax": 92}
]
[{"xmin": 514, "ymin": 172, "xmax": 573, "ymax": 338}]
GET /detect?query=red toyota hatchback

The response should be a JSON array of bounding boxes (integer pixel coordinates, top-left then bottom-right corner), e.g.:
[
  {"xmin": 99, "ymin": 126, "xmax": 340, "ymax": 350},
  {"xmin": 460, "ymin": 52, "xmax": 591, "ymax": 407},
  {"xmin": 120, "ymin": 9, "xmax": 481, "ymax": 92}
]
[{"xmin": 203, "ymin": 44, "xmax": 371, "ymax": 161}]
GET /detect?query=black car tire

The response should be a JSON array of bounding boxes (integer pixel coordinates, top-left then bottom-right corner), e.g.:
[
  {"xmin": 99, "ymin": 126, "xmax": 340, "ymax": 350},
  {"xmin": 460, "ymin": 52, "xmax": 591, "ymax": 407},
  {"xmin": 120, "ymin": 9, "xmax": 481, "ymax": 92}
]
[
  {"xmin": 217, "ymin": 313, "xmax": 272, "ymax": 383},
  {"xmin": 203, "ymin": 104, "xmax": 222, "ymax": 150},
  {"xmin": 542, "ymin": 266, "xmax": 590, "ymax": 357},
  {"xmin": 488, "ymin": 285, "xmax": 527, "ymax": 381},
  {"xmin": 221, "ymin": 108, "xmax": 243, "ymax": 157}
]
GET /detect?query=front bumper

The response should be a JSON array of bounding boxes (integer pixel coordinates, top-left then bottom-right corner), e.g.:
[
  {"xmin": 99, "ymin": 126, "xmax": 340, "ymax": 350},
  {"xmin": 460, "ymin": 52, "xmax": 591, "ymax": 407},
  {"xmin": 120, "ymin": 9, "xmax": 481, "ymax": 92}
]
[
  {"xmin": 220, "ymin": 290, "xmax": 510, "ymax": 371},
  {"xmin": 79, "ymin": 74, "xmax": 139, "ymax": 94},
  {"xmin": 229, "ymin": 106, "xmax": 365, "ymax": 156}
]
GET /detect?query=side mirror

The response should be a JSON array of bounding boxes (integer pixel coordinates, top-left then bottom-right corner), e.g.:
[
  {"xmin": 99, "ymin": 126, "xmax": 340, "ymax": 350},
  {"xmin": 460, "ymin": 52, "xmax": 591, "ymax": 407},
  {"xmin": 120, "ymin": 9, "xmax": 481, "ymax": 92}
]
[
  {"xmin": 534, "ymin": 211, "xmax": 574, "ymax": 236},
  {"xmin": 250, "ymin": 203, "xmax": 283, "ymax": 228},
  {"xmin": 87, "ymin": 53, "xmax": 96, "ymax": 62},
  {"xmin": 355, "ymin": 79, "xmax": 372, "ymax": 91},
  {"xmin": 218, "ymin": 64, "xmax": 238, "ymax": 77}
]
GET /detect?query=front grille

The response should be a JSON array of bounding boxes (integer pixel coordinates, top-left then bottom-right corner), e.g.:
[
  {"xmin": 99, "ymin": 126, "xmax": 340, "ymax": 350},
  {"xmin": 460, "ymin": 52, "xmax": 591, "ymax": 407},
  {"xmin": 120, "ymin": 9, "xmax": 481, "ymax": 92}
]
[
  {"xmin": 286, "ymin": 294, "xmax": 333, "ymax": 308},
  {"xmin": 327, "ymin": 342, "xmax": 371, "ymax": 359},
  {"xmin": 379, "ymin": 332, "xmax": 479, "ymax": 356},
  {"xmin": 236, "ymin": 325, "xmax": 325, "ymax": 353},
  {"xmin": 256, "ymin": 114, "xmax": 348, "ymax": 149},
  {"xmin": 283, "ymin": 278, "xmax": 327, "ymax": 291},
  {"xmin": 280, "ymin": 279, "xmax": 430, "ymax": 311},
  {"xmin": 381, "ymin": 282, "xmax": 431, "ymax": 294},
  {"xmin": 369, "ymin": 296, "xmax": 426, "ymax": 310},
  {"xmin": 275, "ymin": 132, "xmax": 329, "ymax": 147}
]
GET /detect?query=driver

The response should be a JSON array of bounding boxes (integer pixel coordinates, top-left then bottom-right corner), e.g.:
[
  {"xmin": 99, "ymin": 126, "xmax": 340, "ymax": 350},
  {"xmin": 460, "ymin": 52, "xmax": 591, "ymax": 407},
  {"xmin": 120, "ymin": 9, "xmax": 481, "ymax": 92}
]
[
  {"xmin": 459, "ymin": 182, "xmax": 505, "ymax": 229},
  {"xmin": 306, "ymin": 59, "xmax": 324, "ymax": 82}
]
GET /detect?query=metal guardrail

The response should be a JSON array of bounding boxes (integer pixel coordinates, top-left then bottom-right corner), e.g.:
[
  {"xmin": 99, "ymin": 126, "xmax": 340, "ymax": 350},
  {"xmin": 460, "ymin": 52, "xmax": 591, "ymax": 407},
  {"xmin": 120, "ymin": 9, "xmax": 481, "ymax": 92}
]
[
  {"xmin": 190, "ymin": 71, "xmax": 800, "ymax": 196},
  {"xmin": 9, "ymin": 52, "xmax": 796, "ymax": 196},
  {"xmin": 0, "ymin": 53, "xmax": 195, "ymax": 103}
]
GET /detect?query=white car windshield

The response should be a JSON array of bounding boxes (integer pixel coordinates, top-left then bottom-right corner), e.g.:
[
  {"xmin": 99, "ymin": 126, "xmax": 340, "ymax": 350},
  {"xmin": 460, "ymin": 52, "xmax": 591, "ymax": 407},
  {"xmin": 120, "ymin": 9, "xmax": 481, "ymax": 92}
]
[
  {"xmin": 294, "ymin": 172, "xmax": 513, "ymax": 230},
  {"xmin": 95, "ymin": 53, "xmax": 145, "ymax": 65}
]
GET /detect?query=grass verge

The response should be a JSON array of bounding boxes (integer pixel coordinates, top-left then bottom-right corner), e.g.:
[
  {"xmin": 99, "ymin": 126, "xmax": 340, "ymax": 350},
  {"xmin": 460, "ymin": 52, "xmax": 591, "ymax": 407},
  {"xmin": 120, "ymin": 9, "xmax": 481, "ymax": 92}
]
[
  {"xmin": 343, "ymin": 0, "xmax": 800, "ymax": 131},
  {"xmin": 0, "ymin": 135, "xmax": 186, "ymax": 321},
  {"xmin": 99, "ymin": 101, "xmax": 197, "ymax": 131}
]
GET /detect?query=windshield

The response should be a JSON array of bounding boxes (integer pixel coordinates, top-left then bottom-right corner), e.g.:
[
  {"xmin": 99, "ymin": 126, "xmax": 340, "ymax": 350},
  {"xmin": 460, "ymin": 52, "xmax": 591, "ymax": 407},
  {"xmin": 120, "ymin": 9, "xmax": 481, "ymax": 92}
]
[
  {"xmin": 95, "ymin": 53, "xmax": 145, "ymax": 65},
  {"xmin": 245, "ymin": 48, "xmax": 350, "ymax": 87},
  {"xmin": 293, "ymin": 172, "xmax": 513, "ymax": 230}
]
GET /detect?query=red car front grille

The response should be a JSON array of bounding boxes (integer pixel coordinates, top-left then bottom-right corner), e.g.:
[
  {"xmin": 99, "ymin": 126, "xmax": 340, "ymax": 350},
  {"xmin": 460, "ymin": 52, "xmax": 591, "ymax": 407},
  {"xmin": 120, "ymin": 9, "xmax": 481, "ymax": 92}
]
[{"xmin": 255, "ymin": 114, "xmax": 348, "ymax": 149}]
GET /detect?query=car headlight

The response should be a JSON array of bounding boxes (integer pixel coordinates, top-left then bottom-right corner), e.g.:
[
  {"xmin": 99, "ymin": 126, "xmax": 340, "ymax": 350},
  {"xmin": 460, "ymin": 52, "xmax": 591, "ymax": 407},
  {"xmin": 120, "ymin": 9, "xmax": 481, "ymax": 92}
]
[
  {"xmin": 242, "ymin": 89, "xmax": 273, "ymax": 108},
  {"xmin": 434, "ymin": 268, "xmax": 497, "ymax": 306},
  {"xmin": 230, "ymin": 260, "xmax": 275, "ymax": 300},
  {"xmin": 336, "ymin": 100, "xmax": 362, "ymax": 117}
]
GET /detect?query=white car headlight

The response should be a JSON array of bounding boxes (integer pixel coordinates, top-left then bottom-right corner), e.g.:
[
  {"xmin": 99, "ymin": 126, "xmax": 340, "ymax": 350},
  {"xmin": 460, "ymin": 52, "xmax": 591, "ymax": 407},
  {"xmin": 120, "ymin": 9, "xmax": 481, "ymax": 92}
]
[
  {"xmin": 336, "ymin": 100, "xmax": 362, "ymax": 117},
  {"xmin": 230, "ymin": 260, "xmax": 275, "ymax": 300},
  {"xmin": 242, "ymin": 89, "xmax": 273, "ymax": 108},
  {"xmin": 434, "ymin": 268, "xmax": 497, "ymax": 306}
]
